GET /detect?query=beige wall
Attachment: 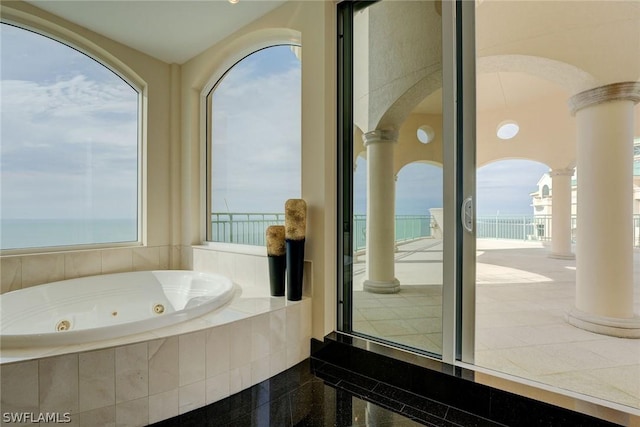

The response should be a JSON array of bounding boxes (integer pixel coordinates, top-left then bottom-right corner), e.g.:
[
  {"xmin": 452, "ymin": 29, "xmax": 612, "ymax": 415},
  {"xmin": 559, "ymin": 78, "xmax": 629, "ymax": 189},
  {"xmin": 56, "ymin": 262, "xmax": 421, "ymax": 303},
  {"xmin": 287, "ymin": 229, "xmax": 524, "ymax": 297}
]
[
  {"xmin": 179, "ymin": 0, "xmax": 337, "ymax": 340},
  {"xmin": 0, "ymin": 0, "xmax": 338, "ymax": 340},
  {"xmin": 0, "ymin": 1, "xmax": 176, "ymax": 292}
]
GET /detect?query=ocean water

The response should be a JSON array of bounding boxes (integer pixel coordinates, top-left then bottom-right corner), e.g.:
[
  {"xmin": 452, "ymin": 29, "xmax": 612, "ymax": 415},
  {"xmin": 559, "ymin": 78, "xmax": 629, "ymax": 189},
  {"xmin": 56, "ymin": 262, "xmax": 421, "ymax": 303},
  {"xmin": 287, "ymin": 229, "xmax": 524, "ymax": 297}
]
[{"xmin": 0, "ymin": 219, "xmax": 137, "ymax": 250}]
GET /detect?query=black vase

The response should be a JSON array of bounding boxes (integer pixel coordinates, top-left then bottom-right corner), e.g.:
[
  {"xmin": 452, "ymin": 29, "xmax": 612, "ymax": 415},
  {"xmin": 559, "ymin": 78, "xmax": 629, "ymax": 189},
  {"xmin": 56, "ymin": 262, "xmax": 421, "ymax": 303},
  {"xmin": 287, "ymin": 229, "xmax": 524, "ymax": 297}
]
[
  {"xmin": 268, "ymin": 254, "xmax": 286, "ymax": 297},
  {"xmin": 286, "ymin": 238, "xmax": 305, "ymax": 301}
]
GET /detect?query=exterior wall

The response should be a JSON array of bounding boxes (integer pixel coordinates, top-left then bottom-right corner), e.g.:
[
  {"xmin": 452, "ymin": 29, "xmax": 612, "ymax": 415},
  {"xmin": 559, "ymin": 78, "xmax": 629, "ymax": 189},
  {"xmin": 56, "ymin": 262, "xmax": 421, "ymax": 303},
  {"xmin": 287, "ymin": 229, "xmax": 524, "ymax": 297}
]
[
  {"xmin": 179, "ymin": 1, "xmax": 337, "ymax": 340},
  {"xmin": 353, "ymin": 1, "xmax": 442, "ymax": 132},
  {"xmin": 394, "ymin": 113, "xmax": 444, "ymax": 172},
  {"xmin": 0, "ymin": 2, "xmax": 176, "ymax": 293}
]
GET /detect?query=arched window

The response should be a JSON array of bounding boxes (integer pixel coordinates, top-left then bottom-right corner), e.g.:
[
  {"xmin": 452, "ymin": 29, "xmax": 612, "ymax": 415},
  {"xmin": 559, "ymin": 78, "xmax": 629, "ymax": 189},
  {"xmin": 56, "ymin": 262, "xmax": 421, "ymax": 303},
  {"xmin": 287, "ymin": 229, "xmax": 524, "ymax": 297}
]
[
  {"xmin": 541, "ymin": 184, "xmax": 550, "ymax": 198},
  {"xmin": 0, "ymin": 23, "xmax": 140, "ymax": 251},
  {"xmin": 205, "ymin": 45, "xmax": 301, "ymax": 245}
]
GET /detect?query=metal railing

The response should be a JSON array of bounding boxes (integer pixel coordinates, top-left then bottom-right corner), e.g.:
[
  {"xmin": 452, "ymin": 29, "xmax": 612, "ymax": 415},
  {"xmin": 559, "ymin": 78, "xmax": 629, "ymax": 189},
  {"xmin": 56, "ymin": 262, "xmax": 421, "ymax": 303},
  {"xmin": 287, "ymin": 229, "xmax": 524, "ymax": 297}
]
[
  {"xmin": 477, "ymin": 214, "xmax": 639, "ymax": 247},
  {"xmin": 477, "ymin": 215, "xmax": 553, "ymax": 241},
  {"xmin": 211, "ymin": 213, "xmax": 285, "ymax": 246},
  {"xmin": 211, "ymin": 212, "xmax": 640, "ymax": 248},
  {"xmin": 354, "ymin": 214, "xmax": 432, "ymax": 251}
]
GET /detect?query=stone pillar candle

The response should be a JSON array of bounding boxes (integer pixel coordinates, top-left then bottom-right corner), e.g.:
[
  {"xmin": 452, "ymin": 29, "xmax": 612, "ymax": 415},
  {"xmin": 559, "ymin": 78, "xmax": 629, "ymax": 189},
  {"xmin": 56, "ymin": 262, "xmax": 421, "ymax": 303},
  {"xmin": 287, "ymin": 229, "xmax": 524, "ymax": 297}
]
[
  {"xmin": 285, "ymin": 199, "xmax": 306, "ymax": 301},
  {"xmin": 266, "ymin": 225, "xmax": 286, "ymax": 297}
]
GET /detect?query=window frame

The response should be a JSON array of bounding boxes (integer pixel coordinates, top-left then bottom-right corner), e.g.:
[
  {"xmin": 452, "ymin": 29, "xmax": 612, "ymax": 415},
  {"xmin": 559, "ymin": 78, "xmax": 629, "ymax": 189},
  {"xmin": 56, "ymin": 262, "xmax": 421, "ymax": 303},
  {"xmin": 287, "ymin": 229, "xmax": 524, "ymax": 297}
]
[
  {"xmin": 200, "ymin": 35, "xmax": 302, "ymax": 251},
  {"xmin": 0, "ymin": 15, "xmax": 146, "ymax": 254}
]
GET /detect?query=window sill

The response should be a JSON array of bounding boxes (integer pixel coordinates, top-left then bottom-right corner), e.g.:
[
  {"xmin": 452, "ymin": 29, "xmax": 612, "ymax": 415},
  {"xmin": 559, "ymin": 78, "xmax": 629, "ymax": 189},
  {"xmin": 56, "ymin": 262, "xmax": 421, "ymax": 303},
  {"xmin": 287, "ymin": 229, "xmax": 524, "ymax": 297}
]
[
  {"xmin": 195, "ymin": 242, "xmax": 267, "ymax": 257},
  {"xmin": 0, "ymin": 241, "xmax": 143, "ymax": 257}
]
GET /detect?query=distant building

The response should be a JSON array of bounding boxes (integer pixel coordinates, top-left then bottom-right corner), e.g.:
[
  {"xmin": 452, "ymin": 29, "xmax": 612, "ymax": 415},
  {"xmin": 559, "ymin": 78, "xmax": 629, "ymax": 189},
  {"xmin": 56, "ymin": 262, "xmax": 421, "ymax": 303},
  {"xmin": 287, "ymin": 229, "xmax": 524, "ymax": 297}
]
[{"xmin": 530, "ymin": 139, "xmax": 640, "ymax": 218}]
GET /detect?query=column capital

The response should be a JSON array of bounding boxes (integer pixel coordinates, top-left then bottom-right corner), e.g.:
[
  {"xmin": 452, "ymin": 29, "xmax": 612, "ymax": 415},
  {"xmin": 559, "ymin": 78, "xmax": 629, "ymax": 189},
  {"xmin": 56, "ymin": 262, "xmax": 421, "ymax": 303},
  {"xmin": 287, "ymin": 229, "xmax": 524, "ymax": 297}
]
[
  {"xmin": 568, "ymin": 81, "xmax": 640, "ymax": 115},
  {"xmin": 362, "ymin": 129, "xmax": 398, "ymax": 147},
  {"xmin": 549, "ymin": 168, "xmax": 574, "ymax": 178}
]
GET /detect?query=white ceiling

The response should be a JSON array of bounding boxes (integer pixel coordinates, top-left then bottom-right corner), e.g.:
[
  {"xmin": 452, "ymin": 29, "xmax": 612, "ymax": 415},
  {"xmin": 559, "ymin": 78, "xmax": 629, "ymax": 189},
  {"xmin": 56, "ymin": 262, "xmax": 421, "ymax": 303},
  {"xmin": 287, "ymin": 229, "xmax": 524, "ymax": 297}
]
[{"xmin": 25, "ymin": 0, "xmax": 287, "ymax": 64}]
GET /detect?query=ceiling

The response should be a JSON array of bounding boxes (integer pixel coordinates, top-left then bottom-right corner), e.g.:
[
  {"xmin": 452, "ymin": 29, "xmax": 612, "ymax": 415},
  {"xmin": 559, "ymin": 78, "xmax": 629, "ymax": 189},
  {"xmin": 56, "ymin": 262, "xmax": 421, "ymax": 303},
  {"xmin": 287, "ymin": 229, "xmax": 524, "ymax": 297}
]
[
  {"xmin": 25, "ymin": 0, "xmax": 287, "ymax": 64},
  {"xmin": 414, "ymin": 72, "xmax": 567, "ymax": 115}
]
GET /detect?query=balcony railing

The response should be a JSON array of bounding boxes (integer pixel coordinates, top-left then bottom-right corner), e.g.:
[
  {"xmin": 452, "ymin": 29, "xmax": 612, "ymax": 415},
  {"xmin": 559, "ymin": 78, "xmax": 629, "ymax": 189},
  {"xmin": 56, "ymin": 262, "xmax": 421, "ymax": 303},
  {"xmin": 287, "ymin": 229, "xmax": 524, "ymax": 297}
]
[
  {"xmin": 476, "ymin": 215, "xmax": 556, "ymax": 241},
  {"xmin": 211, "ymin": 213, "xmax": 285, "ymax": 246},
  {"xmin": 211, "ymin": 212, "xmax": 640, "ymax": 248},
  {"xmin": 354, "ymin": 214, "xmax": 432, "ymax": 251}
]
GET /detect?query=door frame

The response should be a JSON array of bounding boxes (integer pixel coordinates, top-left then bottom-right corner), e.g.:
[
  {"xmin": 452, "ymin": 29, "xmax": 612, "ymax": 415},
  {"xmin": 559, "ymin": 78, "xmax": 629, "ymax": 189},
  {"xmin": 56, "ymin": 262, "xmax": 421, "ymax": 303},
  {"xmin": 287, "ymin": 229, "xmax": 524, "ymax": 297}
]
[{"xmin": 336, "ymin": 0, "xmax": 476, "ymax": 366}]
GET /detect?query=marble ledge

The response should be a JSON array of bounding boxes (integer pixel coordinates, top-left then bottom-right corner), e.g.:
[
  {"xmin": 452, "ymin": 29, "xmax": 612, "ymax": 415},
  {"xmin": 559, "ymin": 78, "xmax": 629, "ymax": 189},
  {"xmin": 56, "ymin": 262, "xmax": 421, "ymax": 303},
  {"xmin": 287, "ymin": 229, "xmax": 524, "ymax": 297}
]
[{"xmin": 0, "ymin": 291, "xmax": 309, "ymax": 365}]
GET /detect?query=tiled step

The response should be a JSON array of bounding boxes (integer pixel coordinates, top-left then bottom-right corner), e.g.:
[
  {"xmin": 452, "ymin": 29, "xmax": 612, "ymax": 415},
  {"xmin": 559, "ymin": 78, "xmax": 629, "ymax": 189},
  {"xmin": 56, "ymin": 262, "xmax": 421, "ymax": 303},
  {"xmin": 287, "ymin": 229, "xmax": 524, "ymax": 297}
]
[{"xmin": 311, "ymin": 332, "xmax": 620, "ymax": 427}]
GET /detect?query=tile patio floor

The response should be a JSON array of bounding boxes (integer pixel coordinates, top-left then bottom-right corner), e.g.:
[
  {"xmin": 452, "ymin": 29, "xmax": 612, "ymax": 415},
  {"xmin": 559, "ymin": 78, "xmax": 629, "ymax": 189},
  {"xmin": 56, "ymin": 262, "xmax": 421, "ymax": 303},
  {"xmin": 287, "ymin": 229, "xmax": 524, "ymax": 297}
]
[{"xmin": 351, "ymin": 238, "xmax": 640, "ymax": 412}]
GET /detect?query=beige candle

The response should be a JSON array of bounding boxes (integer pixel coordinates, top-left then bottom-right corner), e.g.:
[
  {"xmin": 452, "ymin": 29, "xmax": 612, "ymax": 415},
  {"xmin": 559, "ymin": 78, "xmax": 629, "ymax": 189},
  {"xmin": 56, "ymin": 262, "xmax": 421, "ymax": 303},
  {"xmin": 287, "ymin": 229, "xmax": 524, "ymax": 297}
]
[
  {"xmin": 266, "ymin": 225, "xmax": 285, "ymax": 256},
  {"xmin": 285, "ymin": 199, "xmax": 307, "ymax": 241}
]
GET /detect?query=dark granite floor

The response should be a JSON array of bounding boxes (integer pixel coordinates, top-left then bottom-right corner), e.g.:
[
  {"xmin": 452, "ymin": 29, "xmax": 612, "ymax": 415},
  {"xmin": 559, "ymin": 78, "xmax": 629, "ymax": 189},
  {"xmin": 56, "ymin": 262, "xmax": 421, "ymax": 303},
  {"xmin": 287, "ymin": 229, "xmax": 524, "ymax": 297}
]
[
  {"xmin": 150, "ymin": 331, "xmax": 621, "ymax": 427},
  {"xmin": 150, "ymin": 358, "xmax": 506, "ymax": 427}
]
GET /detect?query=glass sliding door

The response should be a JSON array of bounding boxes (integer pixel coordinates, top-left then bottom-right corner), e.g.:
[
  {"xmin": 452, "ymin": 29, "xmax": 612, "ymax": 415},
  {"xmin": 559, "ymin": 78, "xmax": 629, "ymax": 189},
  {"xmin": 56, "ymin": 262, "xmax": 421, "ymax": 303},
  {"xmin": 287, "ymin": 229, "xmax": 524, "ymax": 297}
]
[
  {"xmin": 338, "ymin": 0, "xmax": 476, "ymax": 362},
  {"xmin": 472, "ymin": 0, "xmax": 640, "ymax": 410}
]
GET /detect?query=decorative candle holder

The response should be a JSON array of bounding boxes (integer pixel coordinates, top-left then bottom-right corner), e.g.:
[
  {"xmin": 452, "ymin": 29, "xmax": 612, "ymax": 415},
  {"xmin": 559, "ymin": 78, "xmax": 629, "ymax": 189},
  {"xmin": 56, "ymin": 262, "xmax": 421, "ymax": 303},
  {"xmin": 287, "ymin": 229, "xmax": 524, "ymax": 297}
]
[
  {"xmin": 285, "ymin": 199, "xmax": 307, "ymax": 301},
  {"xmin": 266, "ymin": 225, "xmax": 286, "ymax": 297}
]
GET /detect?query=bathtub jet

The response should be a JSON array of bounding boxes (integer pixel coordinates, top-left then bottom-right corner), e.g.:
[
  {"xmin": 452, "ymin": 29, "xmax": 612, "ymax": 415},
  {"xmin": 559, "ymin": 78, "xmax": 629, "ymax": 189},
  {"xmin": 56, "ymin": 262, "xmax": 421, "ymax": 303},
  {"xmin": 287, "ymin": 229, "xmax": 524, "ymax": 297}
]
[{"xmin": 0, "ymin": 270, "xmax": 236, "ymax": 348}]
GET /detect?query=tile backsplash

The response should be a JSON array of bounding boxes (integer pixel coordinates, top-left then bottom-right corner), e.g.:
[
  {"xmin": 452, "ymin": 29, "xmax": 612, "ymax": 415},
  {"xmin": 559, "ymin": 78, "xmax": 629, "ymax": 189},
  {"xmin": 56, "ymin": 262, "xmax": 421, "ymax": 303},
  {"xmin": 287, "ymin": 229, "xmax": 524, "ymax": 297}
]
[
  {"xmin": 0, "ymin": 245, "xmax": 175, "ymax": 294},
  {"xmin": 192, "ymin": 246, "xmax": 312, "ymax": 297}
]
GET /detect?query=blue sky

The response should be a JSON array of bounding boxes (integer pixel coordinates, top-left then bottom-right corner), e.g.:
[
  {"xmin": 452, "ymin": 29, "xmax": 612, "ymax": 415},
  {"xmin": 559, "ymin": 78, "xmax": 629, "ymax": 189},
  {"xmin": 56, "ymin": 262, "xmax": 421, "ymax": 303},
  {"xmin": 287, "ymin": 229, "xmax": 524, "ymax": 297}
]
[
  {"xmin": 1, "ymin": 23, "xmax": 547, "ymax": 222},
  {"xmin": 210, "ymin": 45, "xmax": 301, "ymax": 214},
  {"xmin": 1, "ymin": 23, "xmax": 138, "ymax": 220},
  {"xmin": 477, "ymin": 160, "xmax": 549, "ymax": 215},
  {"xmin": 354, "ymin": 157, "xmax": 548, "ymax": 216}
]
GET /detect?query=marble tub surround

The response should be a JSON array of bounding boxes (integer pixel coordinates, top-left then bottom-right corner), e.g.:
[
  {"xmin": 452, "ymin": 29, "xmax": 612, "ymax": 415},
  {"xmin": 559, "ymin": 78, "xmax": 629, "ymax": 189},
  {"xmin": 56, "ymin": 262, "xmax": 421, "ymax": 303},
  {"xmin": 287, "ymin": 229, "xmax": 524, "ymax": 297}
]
[
  {"xmin": 0, "ymin": 245, "xmax": 172, "ymax": 295},
  {"xmin": 0, "ymin": 293, "xmax": 311, "ymax": 426},
  {"xmin": 192, "ymin": 244, "xmax": 313, "ymax": 297}
]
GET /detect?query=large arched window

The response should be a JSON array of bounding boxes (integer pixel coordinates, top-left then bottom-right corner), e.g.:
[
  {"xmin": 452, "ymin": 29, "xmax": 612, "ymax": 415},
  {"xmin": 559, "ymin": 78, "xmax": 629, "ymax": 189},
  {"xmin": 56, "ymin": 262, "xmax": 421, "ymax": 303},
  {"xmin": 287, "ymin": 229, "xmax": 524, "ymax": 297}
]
[
  {"xmin": 205, "ymin": 45, "xmax": 301, "ymax": 246},
  {"xmin": 0, "ymin": 23, "xmax": 140, "ymax": 251}
]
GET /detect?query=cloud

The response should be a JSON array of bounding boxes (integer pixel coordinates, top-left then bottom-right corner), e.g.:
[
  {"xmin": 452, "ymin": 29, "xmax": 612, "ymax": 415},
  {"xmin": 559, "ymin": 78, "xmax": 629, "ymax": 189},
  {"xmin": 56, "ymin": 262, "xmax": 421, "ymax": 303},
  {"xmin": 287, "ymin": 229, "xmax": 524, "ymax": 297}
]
[
  {"xmin": 354, "ymin": 158, "xmax": 548, "ymax": 216},
  {"xmin": 210, "ymin": 46, "xmax": 301, "ymax": 213},
  {"xmin": 477, "ymin": 160, "xmax": 549, "ymax": 215},
  {"xmin": 1, "ymin": 55, "xmax": 138, "ymax": 219},
  {"xmin": 396, "ymin": 163, "xmax": 443, "ymax": 214},
  {"xmin": 1, "ymin": 23, "xmax": 118, "ymax": 84}
]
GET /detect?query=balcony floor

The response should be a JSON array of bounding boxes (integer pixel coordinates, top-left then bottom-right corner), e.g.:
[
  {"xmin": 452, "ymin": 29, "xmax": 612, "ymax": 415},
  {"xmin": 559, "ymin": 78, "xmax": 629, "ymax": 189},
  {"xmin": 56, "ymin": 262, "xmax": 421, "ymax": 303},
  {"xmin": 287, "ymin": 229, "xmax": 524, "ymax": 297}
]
[{"xmin": 351, "ymin": 238, "xmax": 640, "ymax": 412}]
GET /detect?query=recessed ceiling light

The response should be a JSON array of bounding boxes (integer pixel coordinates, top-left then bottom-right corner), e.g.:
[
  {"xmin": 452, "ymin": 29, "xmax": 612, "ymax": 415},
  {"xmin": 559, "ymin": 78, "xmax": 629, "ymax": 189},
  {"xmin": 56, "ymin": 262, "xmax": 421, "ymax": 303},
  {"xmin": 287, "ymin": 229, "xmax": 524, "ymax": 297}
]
[
  {"xmin": 229, "ymin": 0, "xmax": 239, "ymax": 4},
  {"xmin": 497, "ymin": 120, "xmax": 519, "ymax": 140},
  {"xmin": 417, "ymin": 125, "xmax": 435, "ymax": 144}
]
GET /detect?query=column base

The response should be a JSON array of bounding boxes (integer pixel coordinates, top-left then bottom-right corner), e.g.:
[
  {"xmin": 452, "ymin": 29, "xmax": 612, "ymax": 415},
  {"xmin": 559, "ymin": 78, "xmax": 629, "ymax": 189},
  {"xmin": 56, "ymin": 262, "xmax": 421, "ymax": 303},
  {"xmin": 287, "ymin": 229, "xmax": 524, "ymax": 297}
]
[
  {"xmin": 363, "ymin": 278, "xmax": 400, "ymax": 294},
  {"xmin": 548, "ymin": 252, "xmax": 575, "ymax": 260},
  {"xmin": 567, "ymin": 308, "xmax": 640, "ymax": 338}
]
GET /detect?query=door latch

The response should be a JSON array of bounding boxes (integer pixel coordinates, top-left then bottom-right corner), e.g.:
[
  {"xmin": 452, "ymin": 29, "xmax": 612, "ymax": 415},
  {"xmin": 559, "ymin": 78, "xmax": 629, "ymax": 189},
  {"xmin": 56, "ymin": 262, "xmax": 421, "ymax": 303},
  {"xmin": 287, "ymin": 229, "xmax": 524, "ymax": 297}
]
[{"xmin": 461, "ymin": 197, "xmax": 473, "ymax": 233}]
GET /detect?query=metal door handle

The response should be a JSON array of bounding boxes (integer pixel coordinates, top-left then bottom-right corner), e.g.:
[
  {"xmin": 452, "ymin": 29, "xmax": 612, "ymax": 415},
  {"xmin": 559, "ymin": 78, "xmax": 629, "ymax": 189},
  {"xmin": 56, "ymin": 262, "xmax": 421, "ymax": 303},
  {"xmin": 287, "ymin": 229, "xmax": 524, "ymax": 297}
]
[{"xmin": 461, "ymin": 197, "xmax": 473, "ymax": 233}]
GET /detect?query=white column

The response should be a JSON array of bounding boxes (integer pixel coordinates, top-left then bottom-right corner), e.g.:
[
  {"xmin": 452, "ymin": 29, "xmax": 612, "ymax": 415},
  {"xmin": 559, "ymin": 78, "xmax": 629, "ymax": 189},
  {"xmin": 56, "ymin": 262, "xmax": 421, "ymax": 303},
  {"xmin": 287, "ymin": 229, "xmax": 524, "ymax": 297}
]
[
  {"xmin": 363, "ymin": 129, "xmax": 400, "ymax": 293},
  {"xmin": 548, "ymin": 168, "xmax": 575, "ymax": 259},
  {"xmin": 567, "ymin": 82, "xmax": 640, "ymax": 338}
]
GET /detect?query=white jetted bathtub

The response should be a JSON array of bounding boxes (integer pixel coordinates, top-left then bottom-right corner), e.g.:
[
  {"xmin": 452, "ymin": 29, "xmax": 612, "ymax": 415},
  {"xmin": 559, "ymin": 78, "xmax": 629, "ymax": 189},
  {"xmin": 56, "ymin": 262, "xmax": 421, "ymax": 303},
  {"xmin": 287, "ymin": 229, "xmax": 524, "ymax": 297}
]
[{"xmin": 0, "ymin": 270, "xmax": 236, "ymax": 348}]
